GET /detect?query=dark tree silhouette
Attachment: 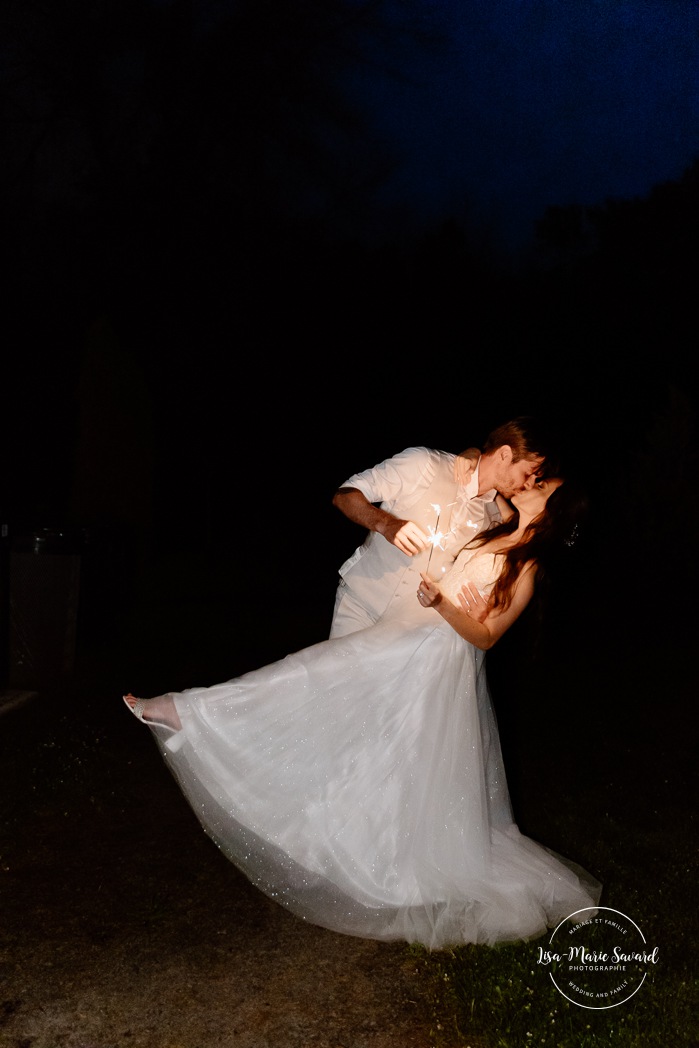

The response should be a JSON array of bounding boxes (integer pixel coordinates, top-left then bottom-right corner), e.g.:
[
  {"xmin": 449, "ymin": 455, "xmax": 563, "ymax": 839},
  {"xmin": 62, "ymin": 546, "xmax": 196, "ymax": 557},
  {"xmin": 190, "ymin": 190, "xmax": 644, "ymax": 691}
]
[
  {"xmin": 0, "ymin": 0, "xmax": 441, "ymax": 319},
  {"xmin": 0, "ymin": 0, "xmax": 439, "ymax": 530}
]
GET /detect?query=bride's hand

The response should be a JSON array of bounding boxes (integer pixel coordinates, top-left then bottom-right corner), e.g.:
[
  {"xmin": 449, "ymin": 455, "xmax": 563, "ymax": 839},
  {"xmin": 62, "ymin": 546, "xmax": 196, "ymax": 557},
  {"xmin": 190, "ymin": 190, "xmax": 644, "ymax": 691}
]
[
  {"xmin": 454, "ymin": 447, "xmax": 480, "ymax": 485},
  {"xmin": 417, "ymin": 573, "xmax": 443, "ymax": 608},
  {"xmin": 457, "ymin": 582, "xmax": 489, "ymax": 622}
]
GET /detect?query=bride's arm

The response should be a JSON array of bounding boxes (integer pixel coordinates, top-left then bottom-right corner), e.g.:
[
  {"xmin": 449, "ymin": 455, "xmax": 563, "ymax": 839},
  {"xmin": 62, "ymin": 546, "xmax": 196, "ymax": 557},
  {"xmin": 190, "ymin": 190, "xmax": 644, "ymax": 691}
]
[
  {"xmin": 453, "ymin": 448, "xmax": 481, "ymax": 485},
  {"xmin": 419, "ymin": 564, "xmax": 537, "ymax": 651}
]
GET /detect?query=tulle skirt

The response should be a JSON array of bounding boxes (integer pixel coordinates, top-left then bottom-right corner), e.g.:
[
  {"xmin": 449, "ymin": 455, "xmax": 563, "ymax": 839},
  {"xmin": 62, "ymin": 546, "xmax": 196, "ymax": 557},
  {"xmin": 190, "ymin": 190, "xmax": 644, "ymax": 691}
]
[{"xmin": 149, "ymin": 612, "xmax": 601, "ymax": 949}]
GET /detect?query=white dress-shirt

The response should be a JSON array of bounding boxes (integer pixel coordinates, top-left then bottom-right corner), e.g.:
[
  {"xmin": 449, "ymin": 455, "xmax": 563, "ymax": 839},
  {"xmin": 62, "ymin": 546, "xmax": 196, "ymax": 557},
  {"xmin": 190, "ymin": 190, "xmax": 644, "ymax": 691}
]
[{"xmin": 334, "ymin": 447, "xmax": 501, "ymax": 624}]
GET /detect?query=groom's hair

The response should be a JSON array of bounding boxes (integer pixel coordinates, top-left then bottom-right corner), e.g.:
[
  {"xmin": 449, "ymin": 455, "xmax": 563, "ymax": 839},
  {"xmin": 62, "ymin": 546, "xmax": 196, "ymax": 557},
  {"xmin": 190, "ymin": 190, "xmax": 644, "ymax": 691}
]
[{"xmin": 484, "ymin": 416, "xmax": 560, "ymax": 476}]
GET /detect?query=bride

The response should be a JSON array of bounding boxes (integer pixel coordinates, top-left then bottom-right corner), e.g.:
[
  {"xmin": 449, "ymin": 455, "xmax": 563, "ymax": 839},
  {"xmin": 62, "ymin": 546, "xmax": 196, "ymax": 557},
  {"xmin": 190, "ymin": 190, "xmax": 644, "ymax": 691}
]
[{"xmin": 124, "ymin": 475, "xmax": 601, "ymax": 950}]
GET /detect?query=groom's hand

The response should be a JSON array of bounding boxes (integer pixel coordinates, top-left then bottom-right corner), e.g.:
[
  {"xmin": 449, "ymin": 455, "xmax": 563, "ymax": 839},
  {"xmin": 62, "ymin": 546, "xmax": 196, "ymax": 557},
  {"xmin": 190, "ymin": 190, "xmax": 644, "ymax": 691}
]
[{"xmin": 380, "ymin": 518, "xmax": 428, "ymax": 555}]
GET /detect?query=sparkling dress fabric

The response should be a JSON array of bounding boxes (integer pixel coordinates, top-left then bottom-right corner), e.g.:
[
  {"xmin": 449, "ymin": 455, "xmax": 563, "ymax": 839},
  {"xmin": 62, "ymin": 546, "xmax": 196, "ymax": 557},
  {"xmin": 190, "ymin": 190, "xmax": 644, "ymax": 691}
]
[{"xmin": 150, "ymin": 547, "xmax": 601, "ymax": 949}]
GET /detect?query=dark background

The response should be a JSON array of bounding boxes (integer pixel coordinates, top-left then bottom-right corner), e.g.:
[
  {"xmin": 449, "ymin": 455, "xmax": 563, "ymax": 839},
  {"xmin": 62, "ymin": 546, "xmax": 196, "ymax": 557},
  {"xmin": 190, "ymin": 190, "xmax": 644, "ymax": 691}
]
[
  {"xmin": 1, "ymin": 0, "xmax": 697, "ymax": 702},
  {"xmin": 0, "ymin": 12, "xmax": 695, "ymax": 1044}
]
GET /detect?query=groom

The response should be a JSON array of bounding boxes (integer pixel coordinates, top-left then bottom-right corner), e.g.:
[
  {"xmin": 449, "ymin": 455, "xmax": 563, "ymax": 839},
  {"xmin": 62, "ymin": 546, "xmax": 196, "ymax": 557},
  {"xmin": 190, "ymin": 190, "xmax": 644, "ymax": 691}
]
[{"xmin": 329, "ymin": 417, "xmax": 558, "ymax": 638}]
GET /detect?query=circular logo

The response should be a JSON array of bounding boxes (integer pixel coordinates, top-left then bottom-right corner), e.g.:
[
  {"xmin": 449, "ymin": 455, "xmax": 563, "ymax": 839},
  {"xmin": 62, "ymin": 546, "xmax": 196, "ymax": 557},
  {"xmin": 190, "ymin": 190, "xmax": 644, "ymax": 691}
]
[{"xmin": 537, "ymin": 907, "xmax": 659, "ymax": 1009}]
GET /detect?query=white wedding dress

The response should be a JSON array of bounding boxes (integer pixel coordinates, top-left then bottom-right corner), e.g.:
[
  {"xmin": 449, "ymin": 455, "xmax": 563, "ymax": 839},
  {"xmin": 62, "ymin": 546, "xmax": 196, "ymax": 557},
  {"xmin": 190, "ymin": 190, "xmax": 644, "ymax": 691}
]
[{"xmin": 148, "ymin": 546, "xmax": 601, "ymax": 949}]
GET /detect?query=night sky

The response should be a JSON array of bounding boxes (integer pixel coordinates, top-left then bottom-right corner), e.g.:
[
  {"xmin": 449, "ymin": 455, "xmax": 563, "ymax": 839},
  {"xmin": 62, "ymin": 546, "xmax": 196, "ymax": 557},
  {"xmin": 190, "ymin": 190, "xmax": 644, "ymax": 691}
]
[
  {"xmin": 351, "ymin": 1, "xmax": 699, "ymax": 258},
  {"xmin": 1, "ymin": 0, "xmax": 697, "ymax": 645}
]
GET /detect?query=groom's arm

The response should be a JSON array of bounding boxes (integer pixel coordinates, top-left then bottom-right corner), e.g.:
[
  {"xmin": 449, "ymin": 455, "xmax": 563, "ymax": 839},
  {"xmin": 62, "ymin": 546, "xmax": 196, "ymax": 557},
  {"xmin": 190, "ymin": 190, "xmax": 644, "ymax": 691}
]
[{"xmin": 332, "ymin": 488, "xmax": 428, "ymax": 556}]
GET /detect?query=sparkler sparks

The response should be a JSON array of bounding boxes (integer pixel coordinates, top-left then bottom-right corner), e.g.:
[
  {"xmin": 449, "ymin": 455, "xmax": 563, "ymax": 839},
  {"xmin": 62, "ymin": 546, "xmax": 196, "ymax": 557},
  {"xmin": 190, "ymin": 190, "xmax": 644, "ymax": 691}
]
[
  {"xmin": 425, "ymin": 503, "xmax": 444, "ymax": 573},
  {"xmin": 425, "ymin": 500, "xmax": 461, "ymax": 574}
]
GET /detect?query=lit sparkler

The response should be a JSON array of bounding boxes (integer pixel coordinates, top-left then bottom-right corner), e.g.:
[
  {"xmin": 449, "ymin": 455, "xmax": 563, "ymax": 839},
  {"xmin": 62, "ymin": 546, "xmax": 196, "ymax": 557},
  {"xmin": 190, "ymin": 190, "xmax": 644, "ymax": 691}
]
[{"xmin": 425, "ymin": 503, "xmax": 445, "ymax": 574}]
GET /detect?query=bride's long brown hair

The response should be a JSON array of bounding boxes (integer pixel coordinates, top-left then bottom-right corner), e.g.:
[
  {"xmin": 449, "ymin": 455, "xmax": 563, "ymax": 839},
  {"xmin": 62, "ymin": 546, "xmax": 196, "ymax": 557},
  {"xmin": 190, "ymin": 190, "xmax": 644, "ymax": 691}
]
[{"xmin": 467, "ymin": 479, "xmax": 588, "ymax": 612}]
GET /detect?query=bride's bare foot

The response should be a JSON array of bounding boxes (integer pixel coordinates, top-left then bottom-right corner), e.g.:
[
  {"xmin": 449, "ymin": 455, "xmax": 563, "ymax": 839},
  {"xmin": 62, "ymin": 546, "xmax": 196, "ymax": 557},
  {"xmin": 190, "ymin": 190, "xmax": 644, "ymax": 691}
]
[{"xmin": 123, "ymin": 693, "xmax": 182, "ymax": 732}]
